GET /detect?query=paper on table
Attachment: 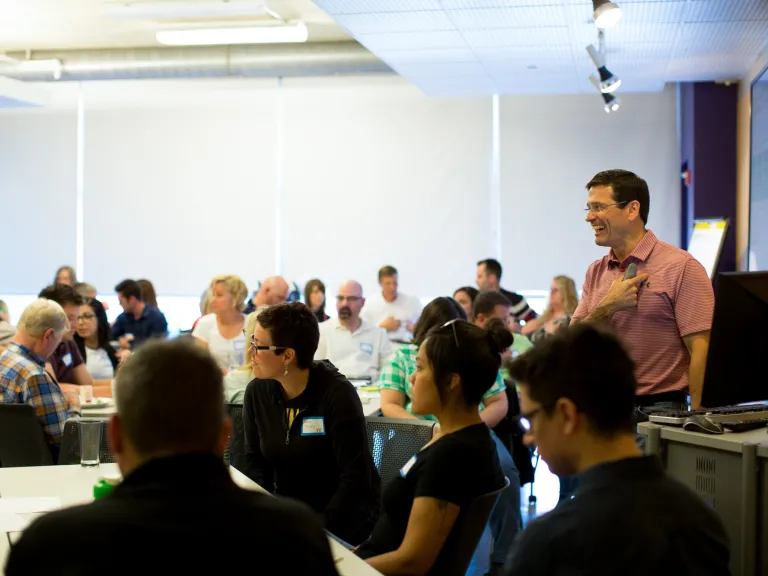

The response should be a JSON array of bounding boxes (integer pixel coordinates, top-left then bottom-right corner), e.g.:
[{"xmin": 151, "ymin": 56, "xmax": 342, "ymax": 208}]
[
  {"xmin": 0, "ymin": 512, "xmax": 29, "ymax": 533},
  {"xmin": 0, "ymin": 497, "xmax": 62, "ymax": 515}
]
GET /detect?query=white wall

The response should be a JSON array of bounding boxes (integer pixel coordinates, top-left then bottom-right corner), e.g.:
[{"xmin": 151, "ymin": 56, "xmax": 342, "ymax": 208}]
[
  {"xmin": 499, "ymin": 85, "xmax": 680, "ymax": 290},
  {"xmin": 0, "ymin": 76, "xmax": 680, "ymax": 328}
]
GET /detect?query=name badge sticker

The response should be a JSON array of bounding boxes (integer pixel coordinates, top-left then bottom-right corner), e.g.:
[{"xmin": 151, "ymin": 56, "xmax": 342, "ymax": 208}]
[
  {"xmin": 400, "ymin": 455, "xmax": 417, "ymax": 478},
  {"xmin": 233, "ymin": 340, "xmax": 245, "ymax": 352},
  {"xmin": 62, "ymin": 353, "xmax": 73, "ymax": 367},
  {"xmin": 301, "ymin": 417, "xmax": 326, "ymax": 436},
  {"xmin": 360, "ymin": 342, "xmax": 374, "ymax": 355}
]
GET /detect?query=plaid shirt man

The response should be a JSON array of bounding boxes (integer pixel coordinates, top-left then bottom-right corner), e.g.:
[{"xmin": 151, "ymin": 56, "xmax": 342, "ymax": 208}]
[
  {"xmin": 0, "ymin": 342, "xmax": 70, "ymax": 446},
  {"xmin": 379, "ymin": 344, "xmax": 506, "ymax": 422}
]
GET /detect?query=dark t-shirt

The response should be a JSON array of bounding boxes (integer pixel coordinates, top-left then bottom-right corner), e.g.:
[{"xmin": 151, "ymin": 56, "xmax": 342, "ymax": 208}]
[
  {"xmin": 357, "ymin": 423, "xmax": 504, "ymax": 559},
  {"xmin": 49, "ymin": 340, "xmax": 84, "ymax": 384}
]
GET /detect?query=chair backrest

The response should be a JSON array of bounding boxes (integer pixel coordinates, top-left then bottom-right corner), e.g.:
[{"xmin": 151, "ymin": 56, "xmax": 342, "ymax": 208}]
[
  {"xmin": 58, "ymin": 419, "xmax": 116, "ymax": 465},
  {"xmin": 364, "ymin": 416, "xmax": 435, "ymax": 485},
  {"xmin": 429, "ymin": 477, "xmax": 510, "ymax": 576},
  {"xmin": 0, "ymin": 404, "xmax": 53, "ymax": 467},
  {"xmin": 226, "ymin": 403, "xmax": 246, "ymax": 472}
]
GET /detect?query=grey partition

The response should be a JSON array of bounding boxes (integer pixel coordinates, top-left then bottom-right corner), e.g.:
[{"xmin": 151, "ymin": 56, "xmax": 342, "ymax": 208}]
[{"xmin": 638, "ymin": 422, "xmax": 768, "ymax": 576}]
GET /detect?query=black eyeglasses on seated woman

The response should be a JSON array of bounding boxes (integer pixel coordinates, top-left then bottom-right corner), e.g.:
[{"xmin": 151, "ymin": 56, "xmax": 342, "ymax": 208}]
[
  {"xmin": 241, "ymin": 302, "xmax": 381, "ymax": 547},
  {"xmin": 356, "ymin": 318, "xmax": 511, "ymax": 576}
]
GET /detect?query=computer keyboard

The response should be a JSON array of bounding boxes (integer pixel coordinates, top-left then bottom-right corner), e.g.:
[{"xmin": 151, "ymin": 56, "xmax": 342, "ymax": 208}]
[{"xmin": 648, "ymin": 403, "xmax": 768, "ymax": 425}]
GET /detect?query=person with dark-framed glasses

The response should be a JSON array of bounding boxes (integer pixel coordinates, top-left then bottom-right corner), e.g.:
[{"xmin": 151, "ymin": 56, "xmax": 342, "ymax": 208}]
[
  {"xmin": 504, "ymin": 324, "xmax": 729, "ymax": 576},
  {"xmin": 242, "ymin": 302, "xmax": 381, "ymax": 547}
]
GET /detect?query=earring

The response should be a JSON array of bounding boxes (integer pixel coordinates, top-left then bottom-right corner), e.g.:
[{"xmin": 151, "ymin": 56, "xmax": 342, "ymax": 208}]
[{"xmin": 284, "ymin": 366, "xmax": 289, "ymax": 377}]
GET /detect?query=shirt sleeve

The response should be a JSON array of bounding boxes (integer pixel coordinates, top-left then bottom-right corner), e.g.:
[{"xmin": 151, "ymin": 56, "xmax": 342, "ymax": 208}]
[
  {"xmin": 110, "ymin": 315, "xmax": 125, "ymax": 340},
  {"xmin": 24, "ymin": 373, "xmax": 68, "ymax": 446},
  {"xmin": 242, "ymin": 383, "xmax": 275, "ymax": 491},
  {"xmin": 379, "ymin": 349, "xmax": 409, "ymax": 394},
  {"xmin": 69, "ymin": 342, "xmax": 84, "ymax": 368},
  {"xmin": 378, "ymin": 332, "xmax": 393, "ymax": 374},
  {"xmin": 482, "ymin": 371, "xmax": 507, "ymax": 401},
  {"xmin": 152, "ymin": 311, "xmax": 169, "ymax": 339},
  {"xmin": 413, "ymin": 441, "xmax": 479, "ymax": 506},
  {"xmin": 571, "ymin": 268, "xmax": 593, "ymax": 324},
  {"xmin": 315, "ymin": 328, "xmax": 327, "ymax": 361},
  {"xmin": 192, "ymin": 314, "xmax": 212, "ymax": 342},
  {"xmin": 674, "ymin": 258, "xmax": 715, "ymax": 337}
]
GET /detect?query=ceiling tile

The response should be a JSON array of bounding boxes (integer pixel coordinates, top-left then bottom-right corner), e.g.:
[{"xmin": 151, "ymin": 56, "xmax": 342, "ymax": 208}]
[
  {"xmin": 332, "ymin": 11, "xmax": 455, "ymax": 34},
  {"xmin": 312, "ymin": 0, "xmax": 444, "ymax": 15},
  {"xmin": 356, "ymin": 30, "xmax": 467, "ymax": 51},
  {"xmin": 685, "ymin": 0, "xmax": 768, "ymax": 22},
  {"xmin": 391, "ymin": 61, "xmax": 489, "ymax": 76},
  {"xmin": 494, "ymin": 74, "xmax": 581, "ymax": 95},
  {"xmin": 462, "ymin": 27, "xmax": 571, "ymax": 48},
  {"xmin": 376, "ymin": 47, "xmax": 478, "ymax": 64},
  {"xmin": 449, "ymin": 6, "xmax": 567, "ymax": 29},
  {"xmin": 440, "ymin": 0, "xmax": 564, "ymax": 8},
  {"xmin": 573, "ymin": 22, "xmax": 682, "ymax": 44}
]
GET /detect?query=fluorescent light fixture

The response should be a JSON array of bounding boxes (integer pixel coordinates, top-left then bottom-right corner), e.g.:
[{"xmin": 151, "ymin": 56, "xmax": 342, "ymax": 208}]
[
  {"xmin": 593, "ymin": 0, "xmax": 622, "ymax": 29},
  {"xmin": 586, "ymin": 44, "xmax": 620, "ymax": 93},
  {"xmin": 156, "ymin": 22, "xmax": 308, "ymax": 46}
]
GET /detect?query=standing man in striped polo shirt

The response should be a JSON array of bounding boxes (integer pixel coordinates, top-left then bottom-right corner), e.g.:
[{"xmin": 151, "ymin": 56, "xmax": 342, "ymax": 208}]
[{"xmin": 571, "ymin": 169, "xmax": 714, "ymax": 420}]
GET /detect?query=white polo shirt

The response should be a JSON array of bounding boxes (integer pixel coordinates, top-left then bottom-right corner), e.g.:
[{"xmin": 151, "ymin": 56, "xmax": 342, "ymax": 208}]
[
  {"xmin": 361, "ymin": 292, "xmax": 423, "ymax": 342},
  {"xmin": 315, "ymin": 318, "xmax": 393, "ymax": 380}
]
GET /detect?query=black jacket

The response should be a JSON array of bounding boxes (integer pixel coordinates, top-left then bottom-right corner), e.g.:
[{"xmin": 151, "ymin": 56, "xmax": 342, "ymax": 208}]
[
  {"xmin": 243, "ymin": 360, "xmax": 381, "ymax": 545},
  {"xmin": 5, "ymin": 454, "xmax": 338, "ymax": 576}
]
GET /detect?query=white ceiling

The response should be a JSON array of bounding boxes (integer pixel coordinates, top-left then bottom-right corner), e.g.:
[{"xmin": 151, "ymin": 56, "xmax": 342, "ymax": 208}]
[
  {"xmin": 312, "ymin": 0, "xmax": 768, "ymax": 96},
  {"xmin": 0, "ymin": 0, "xmax": 350, "ymax": 51}
]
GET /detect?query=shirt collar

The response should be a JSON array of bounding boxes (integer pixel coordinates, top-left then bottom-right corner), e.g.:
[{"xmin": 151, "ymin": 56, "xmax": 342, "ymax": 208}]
[
  {"xmin": 333, "ymin": 318, "xmax": 371, "ymax": 334},
  {"xmin": 8, "ymin": 342, "xmax": 46, "ymax": 367},
  {"xmin": 608, "ymin": 229, "xmax": 657, "ymax": 268},
  {"xmin": 578, "ymin": 455, "xmax": 664, "ymax": 491}
]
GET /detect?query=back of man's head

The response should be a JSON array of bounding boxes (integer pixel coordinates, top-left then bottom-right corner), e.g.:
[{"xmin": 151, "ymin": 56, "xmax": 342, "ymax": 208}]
[
  {"xmin": 38, "ymin": 284, "xmax": 84, "ymax": 308},
  {"xmin": 507, "ymin": 324, "xmax": 637, "ymax": 437},
  {"xmin": 473, "ymin": 291, "xmax": 511, "ymax": 322},
  {"xmin": 18, "ymin": 299, "xmax": 69, "ymax": 339},
  {"xmin": 114, "ymin": 340, "xmax": 226, "ymax": 460}
]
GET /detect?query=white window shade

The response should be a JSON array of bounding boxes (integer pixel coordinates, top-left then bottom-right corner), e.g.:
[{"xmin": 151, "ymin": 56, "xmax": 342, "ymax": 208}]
[
  {"xmin": 280, "ymin": 76, "xmax": 493, "ymax": 300},
  {"xmin": 0, "ymin": 111, "xmax": 78, "ymax": 294},
  {"xmin": 499, "ymin": 86, "xmax": 680, "ymax": 292},
  {"xmin": 81, "ymin": 80, "xmax": 278, "ymax": 296}
]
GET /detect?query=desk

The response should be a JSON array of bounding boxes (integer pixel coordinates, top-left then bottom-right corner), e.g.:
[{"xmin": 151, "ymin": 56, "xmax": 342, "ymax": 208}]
[
  {"xmin": 637, "ymin": 422, "xmax": 768, "ymax": 576},
  {"xmin": 0, "ymin": 464, "xmax": 382, "ymax": 576}
]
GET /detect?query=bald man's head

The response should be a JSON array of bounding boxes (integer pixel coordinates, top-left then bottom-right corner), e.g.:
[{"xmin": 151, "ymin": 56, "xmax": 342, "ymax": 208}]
[
  {"xmin": 336, "ymin": 280, "xmax": 365, "ymax": 321},
  {"xmin": 260, "ymin": 276, "xmax": 289, "ymax": 306}
]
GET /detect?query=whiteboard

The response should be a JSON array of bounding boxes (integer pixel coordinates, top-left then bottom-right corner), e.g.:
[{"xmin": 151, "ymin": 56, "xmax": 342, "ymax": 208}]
[{"xmin": 687, "ymin": 218, "xmax": 729, "ymax": 280}]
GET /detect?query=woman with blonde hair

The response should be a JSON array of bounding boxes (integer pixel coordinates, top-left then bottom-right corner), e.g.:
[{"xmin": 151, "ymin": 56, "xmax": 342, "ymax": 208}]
[
  {"xmin": 521, "ymin": 275, "xmax": 578, "ymax": 344},
  {"xmin": 222, "ymin": 312, "xmax": 258, "ymax": 404},
  {"xmin": 192, "ymin": 274, "xmax": 248, "ymax": 372}
]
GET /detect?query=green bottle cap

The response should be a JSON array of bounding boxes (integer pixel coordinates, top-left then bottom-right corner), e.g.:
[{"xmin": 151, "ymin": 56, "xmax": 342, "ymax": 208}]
[{"xmin": 93, "ymin": 476, "xmax": 121, "ymax": 500}]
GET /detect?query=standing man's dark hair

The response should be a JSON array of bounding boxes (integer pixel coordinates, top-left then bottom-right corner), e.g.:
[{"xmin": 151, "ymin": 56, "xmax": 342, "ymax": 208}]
[
  {"xmin": 378, "ymin": 265, "xmax": 398, "ymax": 282},
  {"xmin": 115, "ymin": 279, "xmax": 143, "ymax": 302},
  {"xmin": 477, "ymin": 258, "xmax": 503, "ymax": 282},
  {"xmin": 585, "ymin": 169, "xmax": 650, "ymax": 225}
]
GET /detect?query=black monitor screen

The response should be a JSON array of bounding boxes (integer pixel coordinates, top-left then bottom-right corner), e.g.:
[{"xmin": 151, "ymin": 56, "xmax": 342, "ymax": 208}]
[{"xmin": 701, "ymin": 271, "xmax": 768, "ymax": 407}]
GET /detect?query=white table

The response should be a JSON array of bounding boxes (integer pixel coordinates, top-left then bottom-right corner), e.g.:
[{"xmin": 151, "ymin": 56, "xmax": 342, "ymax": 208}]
[{"xmin": 0, "ymin": 464, "xmax": 381, "ymax": 576}]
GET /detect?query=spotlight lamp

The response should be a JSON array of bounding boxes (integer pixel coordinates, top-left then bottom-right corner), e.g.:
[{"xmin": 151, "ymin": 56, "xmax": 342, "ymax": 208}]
[
  {"xmin": 589, "ymin": 74, "xmax": 620, "ymax": 113},
  {"xmin": 593, "ymin": 0, "xmax": 622, "ymax": 29},
  {"xmin": 586, "ymin": 44, "xmax": 621, "ymax": 93}
]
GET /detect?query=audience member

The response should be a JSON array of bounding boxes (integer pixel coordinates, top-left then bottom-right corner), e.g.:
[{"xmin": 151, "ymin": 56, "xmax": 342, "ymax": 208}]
[
  {"xmin": 315, "ymin": 280, "xmax": 392, "ymax": 380},
  {"xmin": 361, "ymin": 266, "xmax": 423, "ymax": 343},
  {"xmin": 476, "ymin": 258, "xmax": 536, "ymax": 325},
  {"xmin": 522, "ymin": 275, "xmax": 578, "ymax": 343},
  {"xmin": 38, "ymin": 284, "xmax": 94, "ymax": 389},
  {"xmin": 379, "ymin": 297, "xmax": 522, "ymax": 575},
  {"xmin": 243, "ymin": 302, "xmax": 381, "ymax": 546},
  {"xmin": 73, "ymin": 282, "xmax": 97, "ymax": 300},
  {"xmin": 223, "ymin": 312, "xmax": 258, "ymax": 404},
  {"xmin": 0, "ymin": 299, "xmax": 71, "ymax": 457},
  {"xmin": 358, "ymin": 319, "xmax": 508, "ymax": 575},
  {"xmin": 0, "ymin": 299, "xmax": 15, "ymax": 347},
  {"xmin": 504, "ymin": 324, "xmax": 730, "ymax": 576},
  {"xmin": 137, "ymin": 279, "xmax": 158, "ymax": 309},
  {"xmin": 474, "ymin": 291, "xmax": 533, "ymax": 360},
  {"xmin": 74, "ymin": 298, "xmax": 119, "ymax": 391},
  {"xmin": 111, "ymin": 279, "xmax": 169, "ymax": 349},
  {"xmin": 305, "ymin": 278, "xmax": 330, "ymax": 323},
  {"xmin": 191, "ymin": 287, "xmax": 213, "ymax": 331},
  {"xmin": 54, "ymin": 265, "xmax": 77, "ymax": 287},
  {"xmin": 192, "ymin": 275, "xmax": 248, "ymax": 372},
  {"xmin": 572, "ymin": 169, "xmax": 713, "ymax": 415},
  {"xmin": 452, "ymin": 286, "xmax": 479, "ymax": 320},
  {"xmin": 243, "ymin": 276, "xmax": 289, "ymax": 315},
  {"xmin": 6, "ymin": 339, "xmax": 339, "ymax": 576}
]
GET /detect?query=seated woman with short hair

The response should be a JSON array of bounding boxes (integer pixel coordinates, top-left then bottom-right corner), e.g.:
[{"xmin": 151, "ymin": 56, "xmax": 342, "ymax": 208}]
[
  {"xmin": 242, "ymin": 302, "xmax": 381, "ymax": 546},
  {"xmin": 357, "ymin": 318, "xmax": 509, "ymax": 575}
]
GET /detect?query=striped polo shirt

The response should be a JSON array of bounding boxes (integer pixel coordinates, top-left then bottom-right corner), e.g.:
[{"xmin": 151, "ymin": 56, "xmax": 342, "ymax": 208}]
[{"xmin": 571, "ymin": 230, "xmax": 714, "ymax": 396}]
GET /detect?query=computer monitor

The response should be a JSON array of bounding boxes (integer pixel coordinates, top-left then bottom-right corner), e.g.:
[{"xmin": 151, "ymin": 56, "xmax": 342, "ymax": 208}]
[
  {"xmin": 701, "ymin": 271, "xmax": 768, "ymax": 407},
  {"xmin": 687, "ymin": 218, "xmax": 729, "ymax": 280}
]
